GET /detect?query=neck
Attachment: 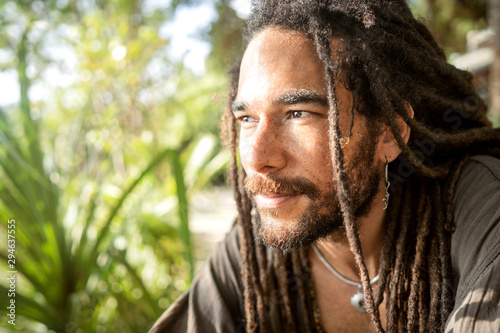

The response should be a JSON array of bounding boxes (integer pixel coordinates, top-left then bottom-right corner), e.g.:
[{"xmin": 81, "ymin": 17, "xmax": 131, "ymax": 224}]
[{"xmin": 314, "ymin": 184, "xmax": 387, "ymax": 281}]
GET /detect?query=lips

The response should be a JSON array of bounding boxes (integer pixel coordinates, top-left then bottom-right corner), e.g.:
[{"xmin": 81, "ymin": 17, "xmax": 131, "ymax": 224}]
[
  {"xmin": 245, "ymin": 173, "xmax": 319, "ymax": 209},
  {"xmin": 254, "ymin": 193, "xmax": 297, "ymax": 209}
]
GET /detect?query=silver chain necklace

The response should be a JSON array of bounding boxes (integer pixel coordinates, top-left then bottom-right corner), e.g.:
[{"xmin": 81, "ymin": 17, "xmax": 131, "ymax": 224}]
[{"xmin": 312, "ymin": 244, "xmax": 379, "ymax": 313}]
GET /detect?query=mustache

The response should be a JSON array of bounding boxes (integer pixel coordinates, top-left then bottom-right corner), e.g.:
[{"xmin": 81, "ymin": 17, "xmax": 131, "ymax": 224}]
[{"xmin": 244, "ymin": 173, "xmax": 319, "ymax": 199}]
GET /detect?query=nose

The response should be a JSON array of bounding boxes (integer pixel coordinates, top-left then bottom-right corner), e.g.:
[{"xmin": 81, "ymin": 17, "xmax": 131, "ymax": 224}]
[{"xmin": 240, "ymin": 118, "xmax": 287, "ymax": 174}]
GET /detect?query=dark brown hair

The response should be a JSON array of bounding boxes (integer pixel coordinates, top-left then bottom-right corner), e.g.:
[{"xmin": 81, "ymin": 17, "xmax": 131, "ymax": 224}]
[{"xmin": 221, "ymin": 0, "xmax": 500, "ymax": 332}]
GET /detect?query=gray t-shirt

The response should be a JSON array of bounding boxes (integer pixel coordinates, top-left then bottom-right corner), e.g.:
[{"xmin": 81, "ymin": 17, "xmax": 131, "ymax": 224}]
[
  {"xmin": 150, "ymin": 155, "xmax": 500, "ymax": 332},
  {"xmin": 445, "ymin": 155, "xmax": 500, "ymax": 332}
]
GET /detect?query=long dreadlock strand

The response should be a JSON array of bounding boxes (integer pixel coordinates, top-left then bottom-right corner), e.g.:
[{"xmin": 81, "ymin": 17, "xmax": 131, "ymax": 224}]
[
  {"xmin": 224, "ymin": 63, "xmax": 257, "ymax": 332},
  {"xmin": 407, "ymin": 182, "xmax": 433, "ymax": 331},
  {"xmin": 375, "ymin": 180, "xmax": 404, "ymax": 307},
  {"xmin": 386, "ymin": 179, "xmax": 416, "ymax": 332},
  {"xmin": 418, "ymin": 278, "xmax": 429, "ymax": 333},
  {"xmin": 434, "ymin": 184, "xmax": 455, "ymax": 325},
  {"xmin": 273, "ymin": 251, "xmax": 296, "ymax": 332},
  {"xmin": 241, "ymin": 187, "xmax": 271, "ymax": 333},
  {"xmin": 311, "ymin": 18, "xmax": 384, "ymax": 332},
  {"xmin": 427, "ymin": 217, "xmax": 443, "ymax": 330},
  {"xmin": 225, "ymin": 66, "xmax": 257, "ymax": 332},
  {"xmin": 229, "ymin": 124, "xmax": 257, "ymax": 332},
  {"xmin": 291, "ymin": 250, "xmax": 311, "ymax": 331},
  {"xmin": 240, "ymin": 186, "xmax": 269, "ymax": 332},
  {"xmin": 256, "ymin": 241, "xmax": 271, "ymax": 330}
]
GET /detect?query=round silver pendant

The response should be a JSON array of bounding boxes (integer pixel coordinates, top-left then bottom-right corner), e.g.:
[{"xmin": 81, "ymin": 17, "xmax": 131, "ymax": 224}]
[{"xmin": 350, "ymin": 288, "xmax": 366, "ymax": 313}]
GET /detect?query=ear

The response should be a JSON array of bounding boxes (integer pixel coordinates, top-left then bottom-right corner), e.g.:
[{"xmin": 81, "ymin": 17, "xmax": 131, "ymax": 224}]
[{"xmin": 376, "ymin": 104, "xmax": 414, "ymax": 163}]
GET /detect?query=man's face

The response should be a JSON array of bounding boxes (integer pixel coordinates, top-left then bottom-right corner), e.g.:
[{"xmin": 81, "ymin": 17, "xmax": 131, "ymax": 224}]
[{"xmin": 233, "ymin": 27, "xmax": 382, "ymax": 251}]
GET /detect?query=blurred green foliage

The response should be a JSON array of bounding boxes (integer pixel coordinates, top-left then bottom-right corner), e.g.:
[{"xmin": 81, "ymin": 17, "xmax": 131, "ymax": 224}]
[
  {"xmin": 411, "ymin": 0, "xmax": 488, "ymax": 55},
  {"xmin": 0, "ymin": 0, "xmax": 243, "ymax": 332}
]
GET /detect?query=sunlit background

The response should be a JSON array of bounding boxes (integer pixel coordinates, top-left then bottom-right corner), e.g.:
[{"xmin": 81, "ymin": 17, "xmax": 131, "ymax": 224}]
[{"xmin": 0, "ymin": 0, "xmax": 498, "ymax": 332}]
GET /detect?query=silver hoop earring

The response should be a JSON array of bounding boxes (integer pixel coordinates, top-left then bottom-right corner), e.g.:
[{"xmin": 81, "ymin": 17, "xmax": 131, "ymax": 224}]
[{"xmin": 383, "ymin": 158, "xmax": 390, "ymax": 209}]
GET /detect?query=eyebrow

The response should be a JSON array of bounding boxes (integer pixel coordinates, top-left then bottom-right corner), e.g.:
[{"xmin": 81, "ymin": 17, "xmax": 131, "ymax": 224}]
[
  {"xmin": 277, "ymin": 90, "xmax": 328, "ymax": 106},
  {"xmin": 231, "ymin": 101, "xmax": 248, "ymax": 113},
  {"xmin": 231, "ymin": 90, "xmax": 328, "ymax": 114}
]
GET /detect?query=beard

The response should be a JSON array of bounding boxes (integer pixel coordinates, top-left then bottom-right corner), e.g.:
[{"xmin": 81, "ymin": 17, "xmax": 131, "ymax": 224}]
[{"xmin": 244, "ymin": 140, "xmax": 381, "ymax": 253}]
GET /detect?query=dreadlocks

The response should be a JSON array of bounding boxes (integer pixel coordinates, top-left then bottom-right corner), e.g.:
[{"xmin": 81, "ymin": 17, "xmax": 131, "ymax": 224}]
[{"xmin": 221, "ymin": 0, "xmax": 500, "ymax": 332}]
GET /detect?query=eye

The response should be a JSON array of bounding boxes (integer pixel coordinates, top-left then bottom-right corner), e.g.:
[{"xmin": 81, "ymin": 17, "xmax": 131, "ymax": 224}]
[
  {"xmin": 288, "ymin": 110, "xmax": 309, "ymax": 119},
  {"xmin": 236, "ymin": 115, "xmax": 257, "ymax": 124}
]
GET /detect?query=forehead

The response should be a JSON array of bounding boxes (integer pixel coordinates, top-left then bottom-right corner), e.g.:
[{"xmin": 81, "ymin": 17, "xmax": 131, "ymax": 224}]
[
  {"xmin": 242, "ymin": 27, "xmax": 321, "ymax": 66},
  {"xmin": 236, "ymin": 27, "xmax": 349, "ymax": 107},
  {"xmin": 236, "ymin": 28, "xmax": 327, "ymax": 102}
]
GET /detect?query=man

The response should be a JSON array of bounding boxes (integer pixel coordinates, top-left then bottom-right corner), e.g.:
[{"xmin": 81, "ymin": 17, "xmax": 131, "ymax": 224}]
[{"xmin": 151, "ymin": 0, "xmax": 500, "ymax": 332}]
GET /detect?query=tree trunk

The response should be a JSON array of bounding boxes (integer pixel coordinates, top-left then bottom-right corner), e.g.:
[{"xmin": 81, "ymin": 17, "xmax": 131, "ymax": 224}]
[{"xmin": 489, "ymin": 0, "xmax": 500, "ymax": 121}]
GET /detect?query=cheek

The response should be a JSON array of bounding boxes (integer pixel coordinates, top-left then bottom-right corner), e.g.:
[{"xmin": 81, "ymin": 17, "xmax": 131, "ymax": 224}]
[
  {"xmin": 288, "ymin": 128, "xmax": 332, "ymax": 177},
  {"xmin": 239, "ymin": 136, "xmax": 251, "ymax": 169}
]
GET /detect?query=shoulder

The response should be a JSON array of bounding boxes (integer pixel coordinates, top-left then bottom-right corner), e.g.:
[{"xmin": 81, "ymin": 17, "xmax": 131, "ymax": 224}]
[
  {"xmin": 454, "ymin": 155, "xmax": 500, "ymax": 205},
  {"xmin": 149, "ymin": 224, "xmax": 246, "ymax": 333},
  {"xmin": 451, "ymin": 155, "xmax": 500, "ymax": 285},
  {"xmin": 453, "ymin": 155, "xmax": 500, "ymax": 239},
  {"xmin": 446, "ymin": 155, "xmax": 500, "ymax": 332}
]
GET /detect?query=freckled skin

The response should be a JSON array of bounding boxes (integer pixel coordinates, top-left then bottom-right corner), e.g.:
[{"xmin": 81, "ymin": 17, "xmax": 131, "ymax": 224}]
[
  {"xmin": 237, "ymin": 30, "xmax": 331, "ymax": 179},
  {"xmin": 235, "ymin": 27, "xmax": 378, "ymax": 238}
]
